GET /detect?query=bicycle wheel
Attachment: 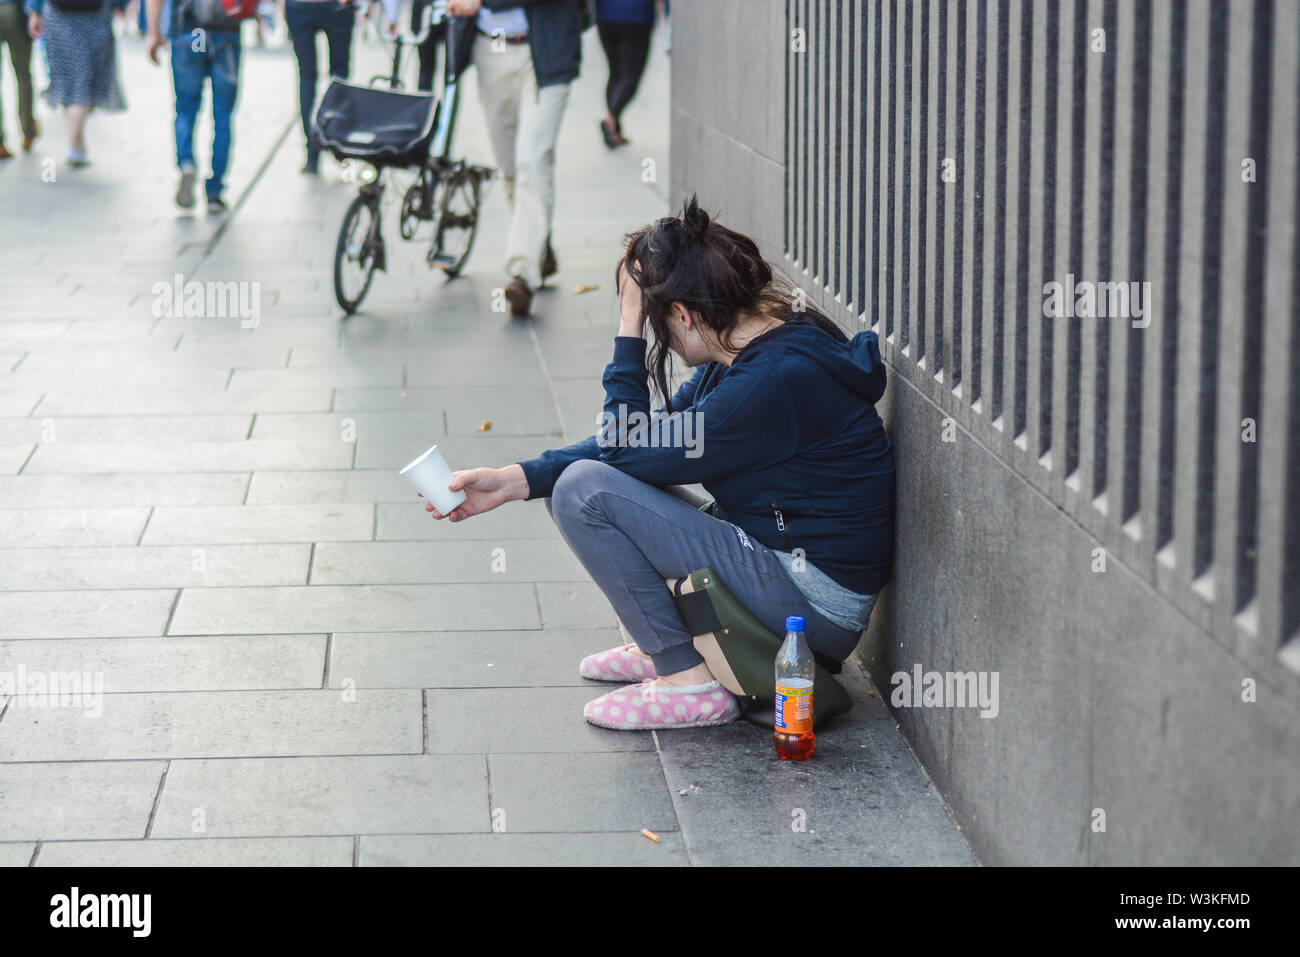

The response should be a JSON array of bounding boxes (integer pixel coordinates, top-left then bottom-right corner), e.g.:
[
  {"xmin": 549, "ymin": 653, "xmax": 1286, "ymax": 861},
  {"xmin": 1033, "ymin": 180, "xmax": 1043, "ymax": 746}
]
[
  {"xmin": 333, "ymin": 192, "xmax": 383, "ymax": 314},
  {"xmin": 429, "ymin": 169, "xmax": 481, "ymax": 278}
]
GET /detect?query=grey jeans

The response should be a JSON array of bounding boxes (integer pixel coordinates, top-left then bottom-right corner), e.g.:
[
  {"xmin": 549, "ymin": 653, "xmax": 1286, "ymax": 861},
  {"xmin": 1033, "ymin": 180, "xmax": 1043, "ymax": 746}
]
[{"xmin": 546, "ymin": 459, "xmax": 862, "ymax": 676}]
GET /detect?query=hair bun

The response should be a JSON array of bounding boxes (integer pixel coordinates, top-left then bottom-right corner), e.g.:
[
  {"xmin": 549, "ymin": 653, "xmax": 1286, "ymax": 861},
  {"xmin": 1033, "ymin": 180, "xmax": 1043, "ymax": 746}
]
[{"xmin": 680, "ymin": 194, "xmax": 712, "ymax": 239}]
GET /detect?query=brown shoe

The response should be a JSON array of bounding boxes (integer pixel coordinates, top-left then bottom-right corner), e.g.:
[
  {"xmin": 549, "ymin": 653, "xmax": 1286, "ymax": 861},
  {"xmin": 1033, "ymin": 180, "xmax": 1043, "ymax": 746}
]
[
  {"xmin": 541, "ymin": 238, "xmax": 557, "ymax": 280},
  {"xmin": 504, "ymin": 277, "xmax": 533, "ymax": 317},
  {"xmin": 0, "ymin": 144, "xmax": 12, "ymax": 160},
  {"xmin": 21, "ymin": 120, "xmax": 39, "ymax": 151}
]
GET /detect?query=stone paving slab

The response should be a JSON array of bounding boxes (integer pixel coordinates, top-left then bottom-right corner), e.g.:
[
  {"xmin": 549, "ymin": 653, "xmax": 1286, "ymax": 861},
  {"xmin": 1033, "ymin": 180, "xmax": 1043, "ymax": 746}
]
[
  {"xmin": 250, "ymin": 407, "xmax": 564, "ymax": 440},
  {"xmin": 0, "ymin": 689, "xmax": 423, "ymax": 761},
  {"xmin": 142, "ymin": 504, "xmax": 374, "ymax": 545},
  {"xmin": 310, "ymin": 540, "xmax": 587, "ymax": 585},
  {"xmin": 0, "ymin": 589, "xmax": 176, "ymax": 639},
  {"xmin": 0, "ymin": 391, "xmax": 43, "ymax": 417},
  {"xmin": 228, "ymin": 368, "xmax": 406, "ymax": 391},
  {"xmin": 487, "ymin": 753, "xmax": 677, "ymax": 833},
  {"xmin": 0, "ymin": 761, "xmax": 165, "ymax": 841},
  {"xmin": 34, "ymin": 388, "xmax": 333, "ymax": 416},
  {"xmin": 0, "ymin": 844, "xmax": 37, "ymax": 867},
  {"xmin": 0, "ymin": 445, "xmax": 34, "ymax": 474},
  {"xmin": 169, "ymin": 583, "xmax": 541, "ymax": 635},
  {"xmin": 245, "ymin": 470, "xmax": 415, "ymax": 505},
  {"xmin": 327, "ymin": 629, "xmax": 620, "ymax": 689},
  {"xmin": 34, "ymin": 836, "xmax": 355, "ymax": 868},
  {"xmin": 359, "ymin": 831, "xmax": 689, "ymax": 866},
  {"xmin": 0, "ymin": 473, "xmax": 250, "ymax": 508},
  {"xmin": 331, "ymin": 386, "xmax": 552, "ymax": 412},
  {"xmin": 0, "ymin": 544, "xmax": 310, "ymax": 590},
  {"xmin": 355, "ymin": 434, "xmax": 549, "ymax": 471},
  {"xmin": 374, "ymin": 501, "xmax": 560, "ymax": 541},
  {"xmin": 15, "ymin": 350, "xmax": 289, "ymax": 371},
  {"xmin": 537, "ymin": 582, "xmax": 621, "ymax": 630},
  {"xmin": 150, "ymin": 755, "xmax": 490, "ymax": 837},
  {"xmin": 3, "ymin": 368, "xmax": 234, "ymax": 391},
  {"xmin": 0, "ymin": 635, "xmax": 327, "ymax": 693},
  {"xmin": 0, "ymin": 507, "xmax": 152, "ymax": 548},
  {"xmin": 427, "ymin": 688, "xmax": 655, "ymax": 754},
  {"xmin": 0, "ymin": 414, "xmax": 253, "ymax": 444},
  {"xmin": 23, "ymin": 439, "xmax": 356, "ymax": 474}
]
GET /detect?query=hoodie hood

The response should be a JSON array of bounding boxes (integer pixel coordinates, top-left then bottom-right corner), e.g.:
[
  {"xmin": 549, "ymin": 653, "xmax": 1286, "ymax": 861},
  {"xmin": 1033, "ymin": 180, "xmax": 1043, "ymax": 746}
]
[{"xmin": 738, "ymin": 315, "xmax": 887, "ymax": 405}]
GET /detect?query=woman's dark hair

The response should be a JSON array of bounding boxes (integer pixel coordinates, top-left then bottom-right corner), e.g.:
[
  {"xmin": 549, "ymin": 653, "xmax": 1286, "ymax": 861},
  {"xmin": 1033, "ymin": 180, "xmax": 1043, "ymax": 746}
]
[{"xmin": 617, "ymin": 195, "xmax": 848, "ymax": 410}]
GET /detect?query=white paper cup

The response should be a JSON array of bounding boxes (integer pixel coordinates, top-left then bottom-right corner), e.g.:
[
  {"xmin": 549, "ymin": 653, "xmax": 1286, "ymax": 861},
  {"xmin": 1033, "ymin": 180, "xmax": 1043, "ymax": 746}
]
[{"xmin": 399, "ymin": 445, "xmax": 467, "ymax": 514}]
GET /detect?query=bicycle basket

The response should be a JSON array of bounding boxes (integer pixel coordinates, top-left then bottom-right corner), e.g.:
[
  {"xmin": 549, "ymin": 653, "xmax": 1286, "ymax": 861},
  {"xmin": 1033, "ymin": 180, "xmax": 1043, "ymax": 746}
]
[{"xmin": 312, "ymin": 79, "xmax": 438, "ymax": 168}]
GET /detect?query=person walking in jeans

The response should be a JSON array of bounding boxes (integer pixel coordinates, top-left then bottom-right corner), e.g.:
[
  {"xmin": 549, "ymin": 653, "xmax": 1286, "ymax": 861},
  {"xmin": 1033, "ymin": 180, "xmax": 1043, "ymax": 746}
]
[
  {"xmin": 147, "ymin": 0, "xmax": 242, "ymax": 213},
  {"xmin": 0, "ymin": 0, "xmax": 39, "ymax": 159},
  {"xmin": 420, "ymin": 199, "xmax": 894, "ymax": 731},
  {"xmin": 284, "ymin": 0, "xmax": 354, "ymax": 173},
  {"xmin": 446, "ymin": 0, "xmax": 583, "ymax": 317}
]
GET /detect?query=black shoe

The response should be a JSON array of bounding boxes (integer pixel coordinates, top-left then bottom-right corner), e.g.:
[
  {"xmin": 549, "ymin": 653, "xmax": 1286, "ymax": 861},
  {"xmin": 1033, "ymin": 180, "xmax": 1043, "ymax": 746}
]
[
  {"xmin": 302, "ymin": 147, "xmax": 320, "ymax": 175},
  {"xmin": 541, "ymin": 238, "xmax": 557, "ymax": 280},
  {"xmin": 504, "ymin": 277, "xmax": 533, "ymax": 317},
  {"xmin": 207, "ymin": 196, "xmax": 228, "ymax": 215},
  {"xmin": 600, "ymin": 118, "xmax": 619, "ymax": 149}
]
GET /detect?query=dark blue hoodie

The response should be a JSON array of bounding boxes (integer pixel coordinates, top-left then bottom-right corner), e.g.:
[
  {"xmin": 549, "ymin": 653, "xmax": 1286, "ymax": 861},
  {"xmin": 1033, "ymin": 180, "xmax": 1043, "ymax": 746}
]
[{"xmin": 518, "ymin": 316, "xmax": 895, "ymax": 595}]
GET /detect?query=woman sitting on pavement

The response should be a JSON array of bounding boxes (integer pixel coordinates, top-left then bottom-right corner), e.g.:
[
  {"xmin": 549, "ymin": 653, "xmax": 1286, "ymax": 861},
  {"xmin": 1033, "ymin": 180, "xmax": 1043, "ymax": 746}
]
[{"xmin": 424, "ymin": 197, "xmax": 896, "ymax": 731}]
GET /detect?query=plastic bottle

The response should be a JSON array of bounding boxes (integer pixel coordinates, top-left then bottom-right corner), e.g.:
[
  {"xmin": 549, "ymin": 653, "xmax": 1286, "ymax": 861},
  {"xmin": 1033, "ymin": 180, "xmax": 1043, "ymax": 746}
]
[{"xmin": 774, "ymin": 615, "xmax": 815, "ymax": 760}]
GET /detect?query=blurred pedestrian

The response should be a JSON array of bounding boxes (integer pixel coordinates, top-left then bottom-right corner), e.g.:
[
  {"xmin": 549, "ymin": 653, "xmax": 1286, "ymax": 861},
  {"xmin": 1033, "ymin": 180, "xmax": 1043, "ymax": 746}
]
[
  {"xmin": 0, "ymin": 0, "xmax": 39, "ymax": 158},
  {"xmin": 285, "ymin": 0, "xmax": 356, "ymax": 173},
  {"xmin": 447, "ymin": 0, "xmax": 584, "ymax": 317},
  {"xmin": 410, "ymin": 0, "xmax": 449, "ymax": 92},
  {"xmin": 145, "ymin": 0, "xmax": 244, "ymax": 213},
  {"xmin": 595, "ymin": 0, "xmax": 653, "ymax": 148},
  {"xmin": 24, "ymin": 0, "xmax": 127, "ymax": 167}
]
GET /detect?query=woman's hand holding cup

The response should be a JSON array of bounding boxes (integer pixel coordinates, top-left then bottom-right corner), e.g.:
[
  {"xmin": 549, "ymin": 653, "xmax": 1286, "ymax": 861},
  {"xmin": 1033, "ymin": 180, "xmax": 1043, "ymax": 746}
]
[{"xmin": 423, "ymin": 464, "xmax": 530, "ymax": 522}]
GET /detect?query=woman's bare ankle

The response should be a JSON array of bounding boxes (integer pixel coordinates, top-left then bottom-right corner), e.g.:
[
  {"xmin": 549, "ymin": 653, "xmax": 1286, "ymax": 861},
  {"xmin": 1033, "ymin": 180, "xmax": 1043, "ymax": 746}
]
[{"xmin": 653, "ymin": 662, "xmax": 715, "ymax": 687}]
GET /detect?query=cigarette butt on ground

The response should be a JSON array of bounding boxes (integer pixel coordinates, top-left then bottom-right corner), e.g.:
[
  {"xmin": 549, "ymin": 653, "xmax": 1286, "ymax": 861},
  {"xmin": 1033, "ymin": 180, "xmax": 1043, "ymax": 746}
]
[
  {"xmin": 640, "ymin": 828, "xmax": 661, "ymax": 843},
  {"xmin": 478, "ymin": 421, "xmax": 492, "ymax": 432},
  {"xmin": 573, "ymin": 283, "xmax": 600, "ymax": 294}
]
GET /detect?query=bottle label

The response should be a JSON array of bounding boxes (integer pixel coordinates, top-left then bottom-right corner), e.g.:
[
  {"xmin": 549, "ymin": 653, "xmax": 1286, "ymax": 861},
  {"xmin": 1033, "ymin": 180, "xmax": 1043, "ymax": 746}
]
[{"xmin": 774, "ymin": 682, "xmax": 813, "ymax": 734}]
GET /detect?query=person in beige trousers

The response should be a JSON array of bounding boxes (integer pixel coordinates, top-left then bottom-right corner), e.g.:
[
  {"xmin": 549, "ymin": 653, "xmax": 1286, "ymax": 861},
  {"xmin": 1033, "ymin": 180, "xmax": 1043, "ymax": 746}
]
[{"xmin": 447, "ymin": 0, "xmax": 585, "ymax": 316}]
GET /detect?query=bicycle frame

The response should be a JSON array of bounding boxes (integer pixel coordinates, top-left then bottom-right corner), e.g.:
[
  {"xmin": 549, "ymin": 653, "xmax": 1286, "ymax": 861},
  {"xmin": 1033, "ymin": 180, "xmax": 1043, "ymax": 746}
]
[{"xmin": 372, "ymin": 2, "xmax": 462, "ymax": 163}]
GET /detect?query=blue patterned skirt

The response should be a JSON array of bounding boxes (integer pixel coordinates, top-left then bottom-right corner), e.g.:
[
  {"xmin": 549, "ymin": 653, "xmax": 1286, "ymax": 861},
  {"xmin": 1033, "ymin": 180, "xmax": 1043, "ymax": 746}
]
[{"xmin": 42, "ymin": 3, "xmax": 126, "ymax": 111}]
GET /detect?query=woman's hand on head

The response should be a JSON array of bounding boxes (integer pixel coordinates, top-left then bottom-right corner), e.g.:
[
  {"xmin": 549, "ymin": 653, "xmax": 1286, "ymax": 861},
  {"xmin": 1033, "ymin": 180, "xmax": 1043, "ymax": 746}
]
[
  {"xmin": 422, "ymin": 464, "xmax": 530, "ymax": 522},
  {"xmin": 616, "ymin": 262, "xmax": 646, "ymax": 339}
]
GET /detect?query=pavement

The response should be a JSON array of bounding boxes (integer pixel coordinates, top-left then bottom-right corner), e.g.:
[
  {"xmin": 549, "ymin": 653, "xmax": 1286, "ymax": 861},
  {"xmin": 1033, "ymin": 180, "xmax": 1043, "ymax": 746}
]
[{"xmin": 0, "ymin": 19, "xmax": 974, "ymax": 866}]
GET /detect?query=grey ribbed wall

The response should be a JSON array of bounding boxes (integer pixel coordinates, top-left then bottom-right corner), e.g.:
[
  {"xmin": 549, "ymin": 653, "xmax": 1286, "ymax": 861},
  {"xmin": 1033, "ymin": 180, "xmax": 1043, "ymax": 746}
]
[{"xmin": 672, "ymin": 0, "xmax": 1300, "ymax": 864}]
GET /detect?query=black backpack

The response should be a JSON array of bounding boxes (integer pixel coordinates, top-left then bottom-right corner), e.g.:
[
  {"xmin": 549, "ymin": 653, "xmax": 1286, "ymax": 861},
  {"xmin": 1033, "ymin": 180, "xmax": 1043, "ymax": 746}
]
[{"xmin": 48, "ymin": 0, "xmax": 104, "ymax": 11}]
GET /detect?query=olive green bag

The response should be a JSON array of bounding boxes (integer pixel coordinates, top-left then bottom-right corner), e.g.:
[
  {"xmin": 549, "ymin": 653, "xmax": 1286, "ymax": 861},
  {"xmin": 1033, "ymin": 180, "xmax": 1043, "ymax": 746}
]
[{"xmin": 666, "ymin": 566, "xmax": 853, "ymax": 730}]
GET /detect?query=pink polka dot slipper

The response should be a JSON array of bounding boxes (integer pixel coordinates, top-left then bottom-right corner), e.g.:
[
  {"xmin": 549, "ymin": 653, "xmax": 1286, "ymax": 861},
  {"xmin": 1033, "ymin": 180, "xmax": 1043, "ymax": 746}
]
[
  {"xmin": 583, "ymin": 679, "xmax": 740, "ymax": 730},
  {"xmin": 579, "ymin": 643, "xmax": 658, "ymax": 682}
]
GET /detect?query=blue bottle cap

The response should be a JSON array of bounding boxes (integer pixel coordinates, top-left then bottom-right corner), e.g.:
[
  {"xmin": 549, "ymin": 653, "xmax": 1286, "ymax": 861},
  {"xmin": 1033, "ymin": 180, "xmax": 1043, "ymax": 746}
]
[{"xmin": 785, "ymin": 615, "xmax": 807, "ymax": 632}]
